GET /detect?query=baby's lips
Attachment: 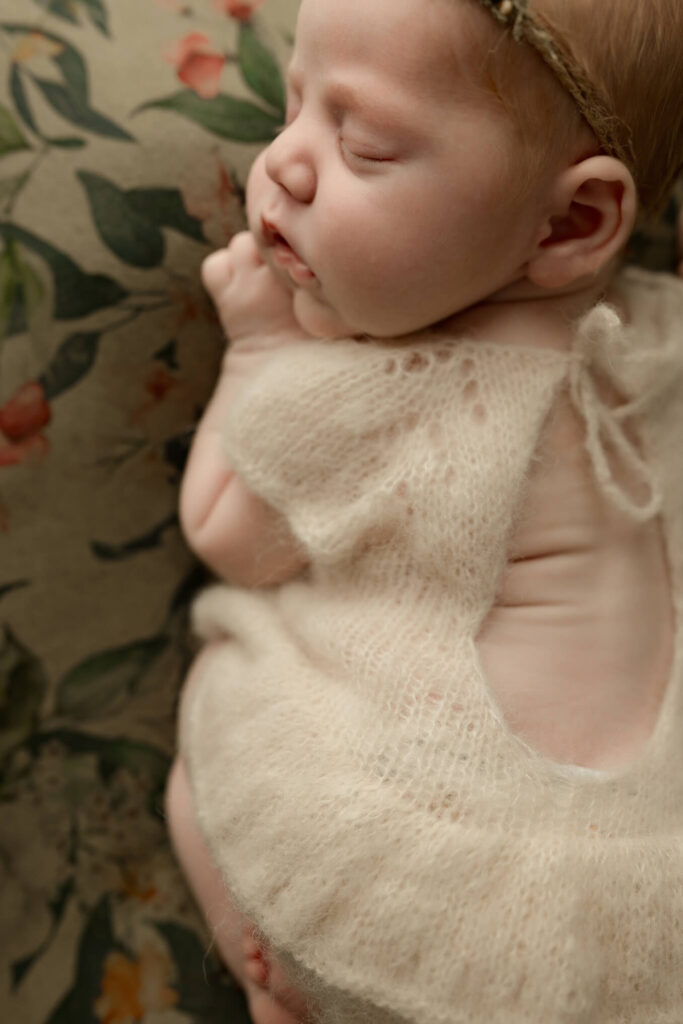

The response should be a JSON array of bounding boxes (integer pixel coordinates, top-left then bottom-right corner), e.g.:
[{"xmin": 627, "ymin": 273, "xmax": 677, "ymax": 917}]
[
  {"xmin": 261, "ymin": 217, "xmax": 302, "ymax": 260},
  {"xmin": 261, "ymin": 218, "xmax": 316, "ymax": 283}
]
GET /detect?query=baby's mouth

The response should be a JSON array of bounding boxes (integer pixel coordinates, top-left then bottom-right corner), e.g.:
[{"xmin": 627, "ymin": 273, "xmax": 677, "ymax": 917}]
[{"xmin": 261, "ymin": 217, "xmax": 316, "ymax": 284}]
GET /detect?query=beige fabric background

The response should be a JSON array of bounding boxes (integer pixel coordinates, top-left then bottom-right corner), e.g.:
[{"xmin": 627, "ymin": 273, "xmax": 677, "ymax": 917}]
[{"xmin": 0, "ymin": 1, "xmax": 679, "ymax": 1022}]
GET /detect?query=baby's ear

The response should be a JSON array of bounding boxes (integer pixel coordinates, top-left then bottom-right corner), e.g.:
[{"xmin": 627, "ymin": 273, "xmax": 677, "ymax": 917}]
[{"xmin": 527, "ymin": 156, "xmax": 637, "ymax": 290}]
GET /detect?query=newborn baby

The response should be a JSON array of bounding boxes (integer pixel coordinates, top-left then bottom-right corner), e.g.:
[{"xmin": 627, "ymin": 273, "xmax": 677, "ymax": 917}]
[{"xmin": 167, "ymin": 0, "xmax": 683, "ymax": 1021}]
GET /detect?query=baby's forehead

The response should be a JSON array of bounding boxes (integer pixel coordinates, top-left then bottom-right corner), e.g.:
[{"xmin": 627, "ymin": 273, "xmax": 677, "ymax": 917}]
[{"xmin": 292, "ymin": 0, "xmax": 497, "ymax": 104}]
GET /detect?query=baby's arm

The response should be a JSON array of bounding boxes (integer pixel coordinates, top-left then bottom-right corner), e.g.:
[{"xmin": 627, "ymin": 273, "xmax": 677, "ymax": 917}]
[{"xmin": 179, "ymin": 233, "xmax": 308, "ymax": 586}]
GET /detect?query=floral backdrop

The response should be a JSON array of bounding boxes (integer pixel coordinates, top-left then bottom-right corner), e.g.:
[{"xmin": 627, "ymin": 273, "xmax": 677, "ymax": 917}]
[{"xmin": 0, "ymin": 1, "xmax": 680, "ymax": 1023}]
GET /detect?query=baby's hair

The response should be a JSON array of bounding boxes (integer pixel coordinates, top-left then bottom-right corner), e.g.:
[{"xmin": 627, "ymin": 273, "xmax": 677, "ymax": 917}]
[
  {"xmin": 535, "ymin": 0, "xmax": 683, "ymax": 216},
  {"xmin": 454, "ymin": 0, "xmax": 683, "ymax": 218}
]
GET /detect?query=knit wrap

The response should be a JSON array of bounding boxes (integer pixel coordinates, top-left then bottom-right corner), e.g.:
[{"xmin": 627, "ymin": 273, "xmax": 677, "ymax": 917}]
[{"xmin": 182, "ymin": 268, "xmax": 683, "ymax": 1024}]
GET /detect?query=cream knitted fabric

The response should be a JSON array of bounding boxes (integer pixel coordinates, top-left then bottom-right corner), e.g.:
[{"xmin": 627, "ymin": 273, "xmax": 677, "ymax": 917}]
[{"xmin": 182, "ymin": 267, "xmax": 683, "ymax": 1024}]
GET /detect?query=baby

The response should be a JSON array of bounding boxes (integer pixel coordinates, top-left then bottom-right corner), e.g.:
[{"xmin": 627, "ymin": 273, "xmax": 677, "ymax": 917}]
[{"xmin": 167, "ymin": 0, "xmax": 683, "ymax": 1022}]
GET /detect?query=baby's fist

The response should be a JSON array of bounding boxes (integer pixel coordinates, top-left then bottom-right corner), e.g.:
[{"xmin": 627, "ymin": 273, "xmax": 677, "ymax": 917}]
[{"xmin": 202, "ymin": 232, "xmax": 299, "ymax": 346}]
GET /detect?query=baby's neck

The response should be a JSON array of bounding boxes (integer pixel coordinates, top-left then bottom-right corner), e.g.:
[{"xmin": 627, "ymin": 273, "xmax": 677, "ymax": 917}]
[{"xmin": 440, "ymin": 262, "xmax": 625, "ymax": 352}]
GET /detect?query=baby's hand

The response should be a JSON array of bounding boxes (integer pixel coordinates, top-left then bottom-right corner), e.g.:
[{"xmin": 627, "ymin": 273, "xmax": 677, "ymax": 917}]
[{"xmin": 202, "ymin": 231, "xmax": 302, "ymax": 347}]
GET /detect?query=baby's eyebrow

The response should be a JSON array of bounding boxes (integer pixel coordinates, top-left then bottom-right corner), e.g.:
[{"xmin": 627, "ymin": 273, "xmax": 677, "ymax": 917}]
[{"xmin": 325, "ymin": 78, "xmax": 423, "ymax": 136}]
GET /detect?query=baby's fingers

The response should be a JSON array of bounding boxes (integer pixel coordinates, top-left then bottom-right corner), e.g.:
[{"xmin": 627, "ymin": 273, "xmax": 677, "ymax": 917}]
[
  {"xmin": 201, "ymin": 248, "xmax": 234, "ymax": 296},
  {"xmin": 227, "ymin": 230, "xmax": 264, "ymax": 268},
  {"xmin": 202, "ymin": 232, "xmax": 264, "ymax": 299}
]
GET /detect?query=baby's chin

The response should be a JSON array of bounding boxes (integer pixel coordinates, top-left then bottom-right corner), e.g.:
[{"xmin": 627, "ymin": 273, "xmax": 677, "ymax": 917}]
[{"xmin": 293, "ymin": 290, "xmax": 357, "ymax": 339}]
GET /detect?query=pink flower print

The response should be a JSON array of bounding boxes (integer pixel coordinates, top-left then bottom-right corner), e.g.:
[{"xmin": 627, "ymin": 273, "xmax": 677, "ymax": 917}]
[
  {"xmin": 164, "ymin": 33, "xmax": 225, "ymax": 99},
  {"xmin": 212, "ymin": 0, "xmax": 264, "ymax": 21},
  {"xmin": 0, "ymin": 433, "xmax": 49, "ymax": 467},
  {"xmin": 0, "ymin": 381, "xmax": 51, "ymax": 443},
  {"xmin": 179, "ymin": 150, "xmax": 245, "ymax": 246}
]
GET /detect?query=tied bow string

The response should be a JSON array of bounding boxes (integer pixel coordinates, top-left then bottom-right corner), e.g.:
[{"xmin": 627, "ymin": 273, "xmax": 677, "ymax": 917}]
[{"xmin": 569, "ymin": 303, "xmax": 679, "ymax": 523}]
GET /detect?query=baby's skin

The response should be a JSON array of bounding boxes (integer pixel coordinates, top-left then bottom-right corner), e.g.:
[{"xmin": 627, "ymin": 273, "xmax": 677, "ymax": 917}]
[{"xmin": 167, "ymin": 0, "xmax": 675, "ymax": 1020}]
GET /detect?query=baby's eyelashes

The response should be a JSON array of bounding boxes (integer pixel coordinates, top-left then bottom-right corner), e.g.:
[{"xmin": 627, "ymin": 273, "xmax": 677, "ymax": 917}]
[{"xmin": 339, "ymin": 137, "xmax": 397, "ymax": 168}]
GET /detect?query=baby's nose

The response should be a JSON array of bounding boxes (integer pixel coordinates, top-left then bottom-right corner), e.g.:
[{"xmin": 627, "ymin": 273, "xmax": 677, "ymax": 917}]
[{"xmin": 264, "ymin": 131, "xmax": 317, "ymax": 204}]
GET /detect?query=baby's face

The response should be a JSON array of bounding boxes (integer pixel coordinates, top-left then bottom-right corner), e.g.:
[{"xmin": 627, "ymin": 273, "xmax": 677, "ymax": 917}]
[{"xmin": 248, "ymin": 0, "xmax": 544, "ymax": 337}]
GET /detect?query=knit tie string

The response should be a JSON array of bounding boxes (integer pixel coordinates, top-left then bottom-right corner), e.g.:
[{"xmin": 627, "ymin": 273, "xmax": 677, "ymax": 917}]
[{"xmin": 569, "ymin": 304, "xmax": 666, "ymax": 523}]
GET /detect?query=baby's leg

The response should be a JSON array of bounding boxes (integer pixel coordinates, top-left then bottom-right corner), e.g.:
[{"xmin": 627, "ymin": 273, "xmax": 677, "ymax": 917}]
[
  {"xmin": 165, "ymin": 758, "xmax": 313, "ymax": 1023},
  {"xmin": 166, "ymin": 651, "xmax": 313, "ymax": 1023}
]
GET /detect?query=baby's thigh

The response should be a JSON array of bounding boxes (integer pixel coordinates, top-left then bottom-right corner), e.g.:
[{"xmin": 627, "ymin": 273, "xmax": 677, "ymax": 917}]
[{"xmin": 165, "ymin": 754, "xmax": 249, "ymax": 984}]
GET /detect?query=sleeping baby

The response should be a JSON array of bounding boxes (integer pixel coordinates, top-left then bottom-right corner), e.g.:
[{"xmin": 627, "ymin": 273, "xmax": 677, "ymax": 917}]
[{"xmin": 167, "ymin": 1, "xmax": 683, "ymax": 1021}]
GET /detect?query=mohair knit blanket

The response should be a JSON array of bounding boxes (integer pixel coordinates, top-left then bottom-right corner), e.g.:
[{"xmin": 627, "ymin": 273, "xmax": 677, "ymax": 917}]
[{"xmin": 183, "ymin": 267, "xmax": 683, "ymax": 1024}]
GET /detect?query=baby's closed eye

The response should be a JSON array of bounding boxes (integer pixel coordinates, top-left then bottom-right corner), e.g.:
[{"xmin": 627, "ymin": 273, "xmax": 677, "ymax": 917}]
[{"xmin": 339, "ymin": 137, "xmax": 397, "ymax": 166}]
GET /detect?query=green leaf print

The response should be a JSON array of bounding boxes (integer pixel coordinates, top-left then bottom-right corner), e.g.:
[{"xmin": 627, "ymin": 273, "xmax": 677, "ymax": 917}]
[
  {"xmin": 0, "ymin": 170, "xmax": 30, "ymax": 209},
  {"xmin": 16, "ymin": 252, "xmax": 45, "ymax": 325},
  {"xmin": 78, "ymin": 172, "xmax": 166, "ymax": 268},
  {"xmin": 39, "ymin": 331, "xmax": 102, "ymax": 400},
  {"xmin": 10, "ymin": 65, "xmax": 41, "ymax": 137},
  {"xmin": 95, "ymin": 736, "xmax": 171, "ymax": 794},
  {"xmin": 32, "ymin": 78, "xmax": 134, "ymax": 141},
  {"xmin": 0, "ymin": 104, "xmax": 30, "ymax": 158},
  {"xmin": 10, "ymin": 63, "xmax": 86, "ymax": 148},
  {"xmin": 26, "ymin": 728, "xmax": 171, "ymax": 801},
  {"xmin": 29, "ymin": 0, "xmax": 110, "ymax": 35},
  {"xmin": 55, "ymin": 636, "xmax": 169, "ymax": 719},
  {"xmin": 80, "ymin": 0, "xmax": 110, "ymax": 37},
  {"xmin": 5, "ymin": 24, "xmax": 101, "ymax": 142},
  {"xmin": 155, "ymin": 921, "xmax": 252, "ymax": 1022},
  {"xmin": 44, "ymin": 895, "xmax": 117, "ymax": 1024},
  {"xmin": 12, "ymin": 878, "xmax": 75, "ymax": 989},
  {"xmin": 0, "ymin": 239, "xmax": 46, "ymax": 338},
  {"xmin": 126, "ymin": 187, "xmax": 205, "ymax": 243},
  {"xmin": 6, "ymin": 23, "xmax": 91, "ymax": 104},
  {"xmin": 137, "ymin": 90, "xmax": 282, "ymax": 143},
  {"xmin": 0, "ymin": 223, "xmax": 129, "ymax": 320},
  {"xmin": 238, "ymin": 23, "xmax": 287, "ymax": 114},
  {"xmin": 29, "ymin": 0, "xmax": 79, "ymax": 27},
  {"xmin": 0, "ymin": 244, "xmax": 18, "ymax": 339},
  {"xmin": 0, "ymin": 624, "xmax": 48, "ymax": 767},
  {"xmin": 91, "ymin": 513, "xmax": 178, "ymax": 560},
  {"xmin": 53, "ymin": 44, "xmax": 89, "ymax": 104},
  {"xmin": 0, "ymin": 581, "xmax": 29, "ymax": 602}
]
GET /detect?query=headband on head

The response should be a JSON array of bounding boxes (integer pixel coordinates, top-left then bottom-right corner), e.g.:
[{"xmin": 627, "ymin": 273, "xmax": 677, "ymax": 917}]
[{"xmin": 474, "ymin": 0, "xmax": 636, "ymax": 176}]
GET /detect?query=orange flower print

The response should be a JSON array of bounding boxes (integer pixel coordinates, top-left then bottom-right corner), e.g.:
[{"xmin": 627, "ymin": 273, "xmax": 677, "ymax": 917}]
[
  {"xmin": 164, "ymin": 33, "xmax": 225, "ymax": 99},
  {"xmin": 120, "ymin": 867, "xmax": 158, "ymax": 904},
  {"xmin": 11, "ymin": 31, "xmax": 64, "ymax": 64},
  {"xmin": 213, "ymin": 0, "xmax": 264, "ymax": 19},
  {"xmin": 94, "ymin": 945, "xmax": 178, "ymax": 1024},
  {"xmin": 0, "ymin": 380, "xmax": 51, "ymax": 442},
  {"xmin": 0, "ymin": 381, "xmax": 51, "ymax": 469}
]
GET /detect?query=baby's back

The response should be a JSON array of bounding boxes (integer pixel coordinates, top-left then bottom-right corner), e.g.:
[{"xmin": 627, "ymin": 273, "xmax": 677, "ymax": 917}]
[{"xmin": 476, "ymin": 310, "xmax": 674, "ymax": 772}]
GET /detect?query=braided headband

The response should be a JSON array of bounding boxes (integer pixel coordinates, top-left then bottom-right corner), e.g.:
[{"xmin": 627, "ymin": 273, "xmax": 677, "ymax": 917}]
[{"xmin": 475, "ymin": 0, "xmax": 636, "ymax": 175}]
